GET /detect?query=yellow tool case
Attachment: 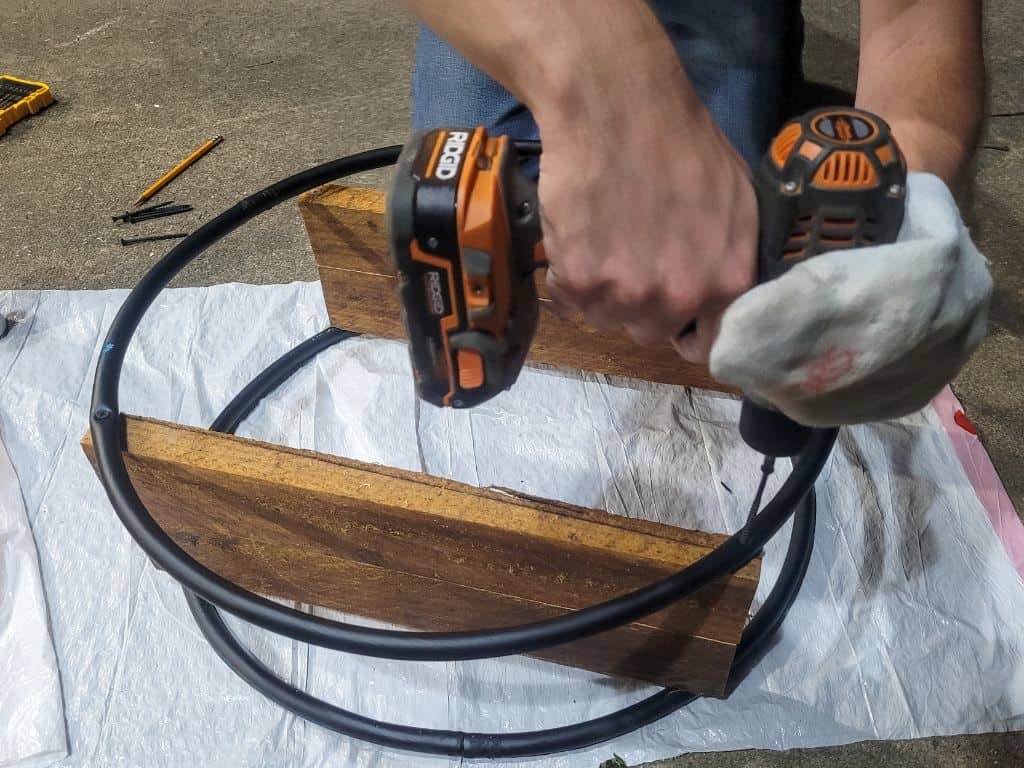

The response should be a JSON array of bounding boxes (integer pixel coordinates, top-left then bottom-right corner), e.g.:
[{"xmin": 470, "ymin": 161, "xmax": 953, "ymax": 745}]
[{"xmin": 0, "ymin": 75, "xmax": 54, "ymax": 136}]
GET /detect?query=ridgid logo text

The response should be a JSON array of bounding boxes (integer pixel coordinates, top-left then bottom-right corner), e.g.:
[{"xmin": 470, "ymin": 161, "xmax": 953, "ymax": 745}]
[{"xmin": 434, "ymin": 131, "xmax": 469, "ymax": 180}]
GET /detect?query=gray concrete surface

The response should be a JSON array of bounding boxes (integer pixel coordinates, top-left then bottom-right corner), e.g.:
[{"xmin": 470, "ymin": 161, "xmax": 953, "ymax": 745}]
[{"xmin": 2, "ymin": 1, "xmax": 1021, "ymax": 766}]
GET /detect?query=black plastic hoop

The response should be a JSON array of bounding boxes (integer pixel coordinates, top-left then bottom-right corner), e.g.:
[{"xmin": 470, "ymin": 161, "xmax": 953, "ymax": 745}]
[{"xmin": 88, "ymin": 142, "xmax": 837, "ymax": 757}]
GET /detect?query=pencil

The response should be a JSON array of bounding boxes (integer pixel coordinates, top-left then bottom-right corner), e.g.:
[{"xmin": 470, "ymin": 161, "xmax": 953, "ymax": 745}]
[{"xmin": 133, "ymin": 135, "xmax": 223, "ymax": 206}]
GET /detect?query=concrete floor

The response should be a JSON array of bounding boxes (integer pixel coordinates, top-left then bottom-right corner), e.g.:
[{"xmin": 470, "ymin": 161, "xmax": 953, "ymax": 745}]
[{"xmin": 2, "ymin": 1, "xmax": 1021, "ymax": 766}]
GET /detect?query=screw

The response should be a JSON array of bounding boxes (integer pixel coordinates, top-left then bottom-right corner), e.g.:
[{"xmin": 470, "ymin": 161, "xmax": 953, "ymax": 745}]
[
  {"xmin": 783, "ymin": 181, "xmax": 799, "ymax": 193},
  {"xmin": 93, "ymin": 407, "xmax": 112, "ymax": 421},
  {"xmin": 426, "ymin": 236, "xmax": 440, "ymax": 251},
  {"xmin": 518, "ymin": 200, "xmax": 533, "ymax": 219},
  {"xmin": 112, "ymin": 200, "xmax": 176, "ymax": 222},
  {"xmin": 888, "ymin": 183, "xmax": 903, "ymax": 195}
]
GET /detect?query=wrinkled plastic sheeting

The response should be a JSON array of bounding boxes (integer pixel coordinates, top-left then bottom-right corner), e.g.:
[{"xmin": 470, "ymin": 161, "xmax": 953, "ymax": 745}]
[
  {"xmin": 0, "ymin": 283, "xmax": 1022, "ymax": 768},
  {"xmin": 0, "ymin": 427, "xmax": 65, "ymax": 767}
]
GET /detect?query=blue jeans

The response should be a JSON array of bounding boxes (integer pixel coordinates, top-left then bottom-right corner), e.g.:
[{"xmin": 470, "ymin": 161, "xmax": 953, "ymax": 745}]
[{"xmin": 412, "ymin": 1, "xmax": 802, "ymax": 168}]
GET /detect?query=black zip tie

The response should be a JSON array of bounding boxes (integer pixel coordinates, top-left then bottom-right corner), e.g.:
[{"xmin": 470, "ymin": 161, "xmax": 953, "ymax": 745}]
[
  {"xmin": 123, "ymin": 204, "xmax": 194, "ymax": 224},
  {"xmin": 116, "ymin": 204, "xmax": 192, "ymax": 224},
  {"xmin": 112, "ymin": 200, "xmax": 175, "ymax": 222},
  {"xmin": 120, "ymin": 233, "xmax": 189, "ymax": 246}
]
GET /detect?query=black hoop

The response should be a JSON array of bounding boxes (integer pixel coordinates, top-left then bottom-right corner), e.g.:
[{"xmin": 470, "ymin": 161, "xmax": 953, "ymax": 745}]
[{"xmin": 89, "ymin": 142, "xmax": 837, "ymax": 757}]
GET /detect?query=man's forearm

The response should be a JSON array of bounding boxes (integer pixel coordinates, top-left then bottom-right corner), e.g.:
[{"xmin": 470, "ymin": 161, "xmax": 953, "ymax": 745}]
[
  {"xmin": 401, "ymin": 0, "xmax": 760, "ymax": 361},
  {"xmin": 857, "ymin": 0, "xmax": 984, "ymax": 185},
  {"xmin": 399, "ymin": 0, "xmax": 708, "ymax": 138}
]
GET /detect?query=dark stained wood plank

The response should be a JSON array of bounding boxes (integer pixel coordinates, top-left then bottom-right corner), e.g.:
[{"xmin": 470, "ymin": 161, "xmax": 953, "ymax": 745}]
[{"xmin": 83, "ymin": 416, "xmax": 759, "ymax": 695}]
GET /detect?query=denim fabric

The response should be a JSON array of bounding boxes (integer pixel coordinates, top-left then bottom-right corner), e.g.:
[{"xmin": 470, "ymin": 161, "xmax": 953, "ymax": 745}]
[{"xmin": 411, "ymin": 2, "xmax": 800, "ymax": 167}]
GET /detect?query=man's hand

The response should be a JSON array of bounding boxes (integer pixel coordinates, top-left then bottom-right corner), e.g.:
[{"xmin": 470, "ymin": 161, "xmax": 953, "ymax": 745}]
[
  {"xmin": 538, "ymin": 57, "xmax": 757, "ymax": 363},
  {"xmin": 709, "ymin": 0, "xmax": 988, "ymax": 426},
  {"xmin": 401, "ymin": 0, "xmax": 757, "ymax": 363}
]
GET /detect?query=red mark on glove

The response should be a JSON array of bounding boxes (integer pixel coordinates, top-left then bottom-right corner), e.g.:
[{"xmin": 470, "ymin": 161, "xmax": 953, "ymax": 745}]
[{"xmin": 801, "ymin": 347, "xmax": 859, "ymax": 393}]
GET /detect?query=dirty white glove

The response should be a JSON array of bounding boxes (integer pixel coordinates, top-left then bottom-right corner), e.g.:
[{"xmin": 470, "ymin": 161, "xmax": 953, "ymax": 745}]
[{"xmin": 710, "ymin": 173, "xmax": 993, "ymax": 427}]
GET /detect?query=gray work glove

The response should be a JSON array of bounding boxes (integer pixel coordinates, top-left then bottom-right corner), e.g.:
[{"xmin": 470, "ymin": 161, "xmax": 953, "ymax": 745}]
[{"xmin": 710, "ymin": 173, "xmax": 993, "ymax": 427}]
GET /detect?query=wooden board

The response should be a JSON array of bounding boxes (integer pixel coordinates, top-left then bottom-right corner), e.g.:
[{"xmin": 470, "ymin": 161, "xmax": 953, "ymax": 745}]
[
  {"xmin": 299, "ymin": 185, "xmax": 728, "ymax": 392},
  {"xmin": 82, "ymin": 416, "xmax": 759, "ymax": 695}
]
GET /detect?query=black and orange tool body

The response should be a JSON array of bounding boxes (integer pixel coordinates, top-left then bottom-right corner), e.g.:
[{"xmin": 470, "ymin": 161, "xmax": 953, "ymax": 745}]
[
  {"xmin": 0, "ymin": 76, "xmax": 54, "ymax": 137},
  {"xmin": 740, "ymin": 107, "xmax": 907, "ymax": 456},
  {"xmin": 388, "ymin": 127, "xmax": 543, "ymax": 407},
  {"xmin": 755, "ymin": 108, "xmax": 906, "ymax": 280},
  {"xmin": 389, "ymin": 108, "xmax": 906, "ymax": 446}
]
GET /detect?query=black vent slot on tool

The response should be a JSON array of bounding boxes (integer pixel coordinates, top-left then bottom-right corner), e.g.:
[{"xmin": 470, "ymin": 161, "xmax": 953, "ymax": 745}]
[
  {"xmin": 817, "ymin": 211, "xmax": 860, "ymax": 249},
  {"xmin": 783, "ymin": 214, "xmax": 815, "ymax": 260},
  {"xmin": 819, "ymin": 235, "xmax": 855, "ymax": 247},
  {"xmin": 863, "ymin": 216, "xmax": 878, "ymax": 243},
  {"xmin": 823, "ymin": 216, "xmax": 856, "ymax": 227}
]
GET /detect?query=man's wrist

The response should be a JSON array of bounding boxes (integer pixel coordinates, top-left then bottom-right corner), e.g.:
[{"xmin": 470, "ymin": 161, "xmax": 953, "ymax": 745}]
[
  {"xmin": 521, "ymin": 2, "xmax": 700, "ymax": 144},
  {"xmin": 882, "ymin": 116, "xmax": 974, "ymax": 188}
]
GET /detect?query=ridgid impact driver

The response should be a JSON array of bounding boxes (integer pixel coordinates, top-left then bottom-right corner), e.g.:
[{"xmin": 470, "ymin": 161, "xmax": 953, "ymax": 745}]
[{"xmin": 387, "ymin": 108, "xmax": 906, "ymax": 457}]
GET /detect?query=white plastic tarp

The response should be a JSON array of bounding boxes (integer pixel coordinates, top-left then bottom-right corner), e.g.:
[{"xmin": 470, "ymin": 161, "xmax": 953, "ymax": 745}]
[
  {"xmin": 0, "ymin": 419, "xmax": 65, "ymax": 768},
  {"xmin": 0, "ymin": 282, "xmax": 1022, "ymax": 767}
]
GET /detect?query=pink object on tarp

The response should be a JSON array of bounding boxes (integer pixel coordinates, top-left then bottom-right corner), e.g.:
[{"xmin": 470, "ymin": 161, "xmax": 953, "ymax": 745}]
[{"xmin": 932, "ymin": 386, "xmax": 1024, "ymax": 577}]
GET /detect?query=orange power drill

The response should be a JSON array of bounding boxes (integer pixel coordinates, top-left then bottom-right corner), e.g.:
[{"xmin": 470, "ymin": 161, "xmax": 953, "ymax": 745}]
[{"xmin": 388, "ymin": 108, "xmax": 906, "ymax": 454}]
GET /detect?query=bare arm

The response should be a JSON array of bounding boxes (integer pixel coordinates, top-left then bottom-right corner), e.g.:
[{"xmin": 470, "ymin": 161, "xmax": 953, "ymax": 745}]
[
  {"xmin": 857, "ymin": 0, "xmax": 985, "ymax": 185},
  {"xmin": 401, "ymin": 1, "xmax": 757, "ymax": 363},
  {"xmin": 400, "ymin": 1, "xmax": 693, "ymax": 127}
]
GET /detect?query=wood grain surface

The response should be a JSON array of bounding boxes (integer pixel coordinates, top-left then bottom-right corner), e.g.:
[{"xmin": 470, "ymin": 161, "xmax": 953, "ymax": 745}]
[{"xmin": 83, "ymin": 416, "xmax": 759, "ymax": 694}]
